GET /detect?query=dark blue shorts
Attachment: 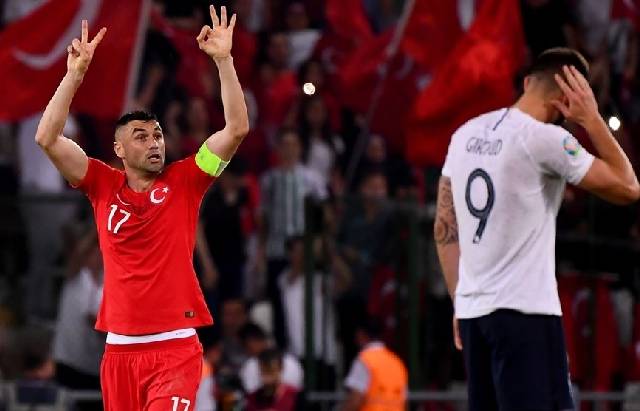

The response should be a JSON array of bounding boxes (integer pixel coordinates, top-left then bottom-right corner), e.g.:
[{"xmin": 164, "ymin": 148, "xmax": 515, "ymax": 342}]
[{"xmin": 459, "ymin": 309, "xmax": 574, "ymax": 411}]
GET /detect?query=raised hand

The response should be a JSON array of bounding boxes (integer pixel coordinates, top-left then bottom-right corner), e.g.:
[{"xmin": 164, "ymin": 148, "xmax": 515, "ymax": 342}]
[
  {"xmin": 551, "ymin": 65, "xmax": 599, "ymax": 127},
  {"xmin": 196, "ymin": 5, "xmax": 236, "ymax": 61},
  {"xmin": 67, "ymin": 20, "xmax": 107, "ymax": 77}
]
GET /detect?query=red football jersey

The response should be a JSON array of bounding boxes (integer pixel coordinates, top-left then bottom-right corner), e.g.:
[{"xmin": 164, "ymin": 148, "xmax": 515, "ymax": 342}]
[{"xmin": 75, "ymin": 156, "xmax": 214, "ymax": 335}]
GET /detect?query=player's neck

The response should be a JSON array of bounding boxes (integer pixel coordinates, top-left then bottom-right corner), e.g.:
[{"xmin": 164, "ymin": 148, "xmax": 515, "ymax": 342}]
[
  {"xmin": 513, "ymin": 94, "xmax": 552, "ymax": 124},
  {"xmin": 125, "ymin": 167, "xmax": 158, "ymax": 193}
]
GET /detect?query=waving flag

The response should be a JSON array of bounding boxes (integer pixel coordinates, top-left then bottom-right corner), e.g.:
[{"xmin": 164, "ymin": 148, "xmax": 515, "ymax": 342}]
[
  {"xmin": 405, "ymin": 0, "xmax": 525, "ymax": 166},
  {"xmin": 0, "ymin": 0, "xmax": 149, "ymax": 121}
]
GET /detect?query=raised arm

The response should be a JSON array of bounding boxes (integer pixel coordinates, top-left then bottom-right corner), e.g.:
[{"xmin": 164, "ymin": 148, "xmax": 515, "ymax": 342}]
[
  {"xmin": 196, "ymin": 5, "xmax": 249, "ymax": 161},
  {"xmin": 35, "ymin": 20, "xmax": 106, "ymax": 186},
  {"xmin": 552, "ymin": 65, "xmax": 640, "ymax": 204}
]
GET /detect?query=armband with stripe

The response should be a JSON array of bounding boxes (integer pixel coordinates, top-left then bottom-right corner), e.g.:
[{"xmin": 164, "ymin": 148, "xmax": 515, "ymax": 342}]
[{"xmin": 195, "ymin": 144, "xmax": 229, "ymax": 177}]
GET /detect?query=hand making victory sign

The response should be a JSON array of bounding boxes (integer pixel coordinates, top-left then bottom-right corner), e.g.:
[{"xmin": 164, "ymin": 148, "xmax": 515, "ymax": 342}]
[
  {"xmin": 67, "ymin": 19, "xmax": 107, "ymax": 77},
  {"xmin": 196, "ymin": 5, "xmax": 237, "ymax": 61}
]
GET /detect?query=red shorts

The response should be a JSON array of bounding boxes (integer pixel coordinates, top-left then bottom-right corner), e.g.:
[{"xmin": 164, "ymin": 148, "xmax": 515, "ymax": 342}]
[{"xmin": 100, "ymin": 335, "xmax": 203, "ymax": 411}]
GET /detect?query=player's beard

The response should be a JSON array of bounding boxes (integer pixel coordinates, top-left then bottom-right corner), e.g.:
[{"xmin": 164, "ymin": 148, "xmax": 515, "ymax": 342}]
[
  {"xmin": 141, "ymin": 156, "xmax": 164, "ymax": 175},
  {"xmin": 142, "ymin": 151, "xmax": 165, "ymax": 174}
]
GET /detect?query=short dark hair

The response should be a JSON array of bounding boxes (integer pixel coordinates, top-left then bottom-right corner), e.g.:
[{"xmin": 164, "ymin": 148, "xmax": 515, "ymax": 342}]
[
  {"xmin": 115, "ymin": 110, "xmax": 158, "ymax": 129},
  {"xmin": 258, "ymin": 348, "xmax": 283, "ymax": 368},
  {"xmin": 527, "ymin": 48, "xmax": 589, "ymax": 85},
  {"xmin": 239, "ymin": 322, "xmax": 268, "ymax": 343},
  {"xmin": 356, "ymin": 316, "xmax": 383, "ymax": 339}
]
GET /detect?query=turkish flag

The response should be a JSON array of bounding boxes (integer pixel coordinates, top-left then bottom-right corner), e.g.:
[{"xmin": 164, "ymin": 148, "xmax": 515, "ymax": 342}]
[
  {"xmin": 315, "ymin": 0, "xmax": 374, "ymax": 86},
  {"xmin": 405, "ymin": 0, "xmax": 525, "ymax": 167},
  {"xmin": 0, "ymin": 0, "xmax": 149, "ymax": 121},
  {"xmin": 324, "ymin": 0, "xmax": 373, "ymax": 46},
  {"xmin": 339, "ymin": 30, "xmax": 428, "ymax": 152},
  {"xmin": 401, "ymin": 0, "xmax": 463, "ymax": 69}
]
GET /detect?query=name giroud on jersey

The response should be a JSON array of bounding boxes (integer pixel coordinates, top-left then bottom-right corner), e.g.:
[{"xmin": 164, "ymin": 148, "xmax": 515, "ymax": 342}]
[{"xmin": 466, "ymin": 137, "xmax": 503, "ymax": 156}]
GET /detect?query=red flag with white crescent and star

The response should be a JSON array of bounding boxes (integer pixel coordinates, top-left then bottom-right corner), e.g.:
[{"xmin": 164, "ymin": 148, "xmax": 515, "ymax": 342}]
[{"xmin": 0, "ymin": 0, "xmax": 149, "ymax": 121}]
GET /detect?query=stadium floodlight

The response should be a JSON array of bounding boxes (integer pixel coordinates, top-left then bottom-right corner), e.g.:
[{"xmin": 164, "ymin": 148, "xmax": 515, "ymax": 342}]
[
  {"xmin": 608, "ymin": 116, "xmax": 621, "ymax": 131},
  {"xmin": 303, "ymin": 82, "xmax": 316, "ymax": 95}
]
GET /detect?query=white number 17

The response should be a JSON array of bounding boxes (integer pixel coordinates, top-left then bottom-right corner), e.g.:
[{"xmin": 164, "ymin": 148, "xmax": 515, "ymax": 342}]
[
  {"xmin": 171, "ymin": 397, "xmax": 190, "ymax": 411},
  {"xmin": 107, "ymin": 204, "xmax": 131, "ymax": 234}
]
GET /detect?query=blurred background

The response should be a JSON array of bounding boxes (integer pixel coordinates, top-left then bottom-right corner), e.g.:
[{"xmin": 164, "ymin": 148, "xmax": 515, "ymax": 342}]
[{"xmin": 0, "ymin": 0, "xmax": 640, "ymax": 409}]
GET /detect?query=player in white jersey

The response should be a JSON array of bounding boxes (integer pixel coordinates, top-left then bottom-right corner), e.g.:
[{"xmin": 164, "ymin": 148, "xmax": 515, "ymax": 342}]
[{"xmin": 435, "ymin": 48, "xmax": 640, "ymax": 411}]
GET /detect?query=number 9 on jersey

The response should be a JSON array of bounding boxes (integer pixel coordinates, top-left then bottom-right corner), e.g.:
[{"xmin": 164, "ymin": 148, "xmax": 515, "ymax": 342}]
[{"xmin": 465, "ymin": 168, "xmax": 495, "ymax": 244}]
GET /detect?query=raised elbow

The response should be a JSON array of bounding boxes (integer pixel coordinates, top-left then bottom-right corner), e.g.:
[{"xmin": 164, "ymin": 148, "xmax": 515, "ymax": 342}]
[
  {"xmin": 609, "ymin": 181, "xmax": 640, "ymax": 205},
  {"xmin": 231, "ymin": 120, "xmax": 250, "ymax": 140},
  {"xmin": 35, "ymin": 133, "xmax": 51, "ymax": 150},
  {"xmin": 622, "ymin": 182, "xmax": 640, "ymax": 204}
]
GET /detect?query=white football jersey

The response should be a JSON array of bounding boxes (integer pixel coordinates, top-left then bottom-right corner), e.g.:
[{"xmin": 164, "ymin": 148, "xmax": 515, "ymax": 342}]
[{"xmin": 442, "ymin": 108, "xmax": 594, "ymax": 319}]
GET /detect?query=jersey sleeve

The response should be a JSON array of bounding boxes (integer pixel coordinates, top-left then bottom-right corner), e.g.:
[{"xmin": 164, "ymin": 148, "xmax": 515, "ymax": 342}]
[
  {"xmin": 344, "ymin": 359, "xmax": 370, "ymax": 393},
  {"xmin": 171, "ymin": 145, "xmax": 223, "ymax": 200},
  {"xmin": 520, "ymin": 126, "xmax": 595, "ymax": 185},
  {"xmin": 72, "ymin": 158, "xmax": 122, "ymax": 203},
  {"xmin": 441, "ymin": 136, "xmax": 455, "ymax": 178}
]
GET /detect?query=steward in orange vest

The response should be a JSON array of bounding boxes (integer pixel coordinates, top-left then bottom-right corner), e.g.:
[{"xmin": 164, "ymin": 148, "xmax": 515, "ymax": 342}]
[{"xmin": 340, "ymin": 319, "xmax": 408, "ymax": 411}]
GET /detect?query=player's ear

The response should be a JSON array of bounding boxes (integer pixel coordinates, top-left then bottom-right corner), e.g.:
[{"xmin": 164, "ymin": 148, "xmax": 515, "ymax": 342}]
[
  {"xmin": 523, "ymin": 75, "xmax": 531, "ymax": 91},
  {"xmin": 114, "ymin": 139, "xmax": 124, "ymax": 159}
]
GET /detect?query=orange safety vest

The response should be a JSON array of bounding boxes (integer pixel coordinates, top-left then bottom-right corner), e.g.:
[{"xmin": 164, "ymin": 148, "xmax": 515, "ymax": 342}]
[
  {"xmin": 359, "ymin": 345, "xmax": 408, "ymax": 411},
  {"xmin": 202, "ymin": 358, "xmax": 213, "ymax": 381}
]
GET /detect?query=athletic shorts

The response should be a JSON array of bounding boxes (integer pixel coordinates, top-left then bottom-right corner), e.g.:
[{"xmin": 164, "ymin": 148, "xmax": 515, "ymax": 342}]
[
  {"xmin": 100, "ymin": 335, "xmax": 203, "ymax": 411},
  {"xmin": 459, "ymin": 309, "xmax": 574, "ymax": 411}
]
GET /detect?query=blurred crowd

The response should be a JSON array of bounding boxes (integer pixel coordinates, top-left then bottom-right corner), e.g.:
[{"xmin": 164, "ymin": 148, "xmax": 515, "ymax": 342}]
[{"xmin": 2, "ymin": 0, "xmax": 640, "ymax": 409}]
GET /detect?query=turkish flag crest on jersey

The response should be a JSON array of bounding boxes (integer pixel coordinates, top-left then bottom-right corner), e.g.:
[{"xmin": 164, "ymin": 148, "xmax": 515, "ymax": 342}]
[{"xmin": 0, "ymin": 0, "xmax": 149, "ymax": 121}]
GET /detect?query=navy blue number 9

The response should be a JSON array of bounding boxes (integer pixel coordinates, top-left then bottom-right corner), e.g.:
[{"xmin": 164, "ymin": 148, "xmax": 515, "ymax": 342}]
[{"xmin": 465, "ymin": 168, "xmax": 495, "ymax": 244}]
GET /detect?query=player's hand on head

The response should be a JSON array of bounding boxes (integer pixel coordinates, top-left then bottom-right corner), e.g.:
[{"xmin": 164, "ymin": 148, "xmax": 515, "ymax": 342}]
[
  {"xmin": 196, "ymin": 5, "xmax": 236, "ymax": 61},
  {"xmin": 67, "ymin": 19, "xmax": 107, "ymax": 77},
  {"xmin": 551, "ymin": 65, "xmax": 599, "ymax": 127}
]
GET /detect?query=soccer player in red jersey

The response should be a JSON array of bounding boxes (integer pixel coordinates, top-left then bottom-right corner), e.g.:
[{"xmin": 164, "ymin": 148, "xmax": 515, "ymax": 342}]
[{"xmin": 35, "ymin": 6, "xmax": 248, "ymax": 411}]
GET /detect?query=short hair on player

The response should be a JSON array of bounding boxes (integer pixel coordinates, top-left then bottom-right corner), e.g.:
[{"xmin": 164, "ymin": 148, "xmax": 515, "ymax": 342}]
[
  {"xmin": 527, "ymin": 48, "xmax": 590, "ymax": 89},
  {"xmin": 258, "ymin": 348, "xmax": 283, "ymax": 369},
  {"xmin": 238, "ymin": 322, "xmax": 268, "ymax": 343},
  {"xmin": 115, "ymin": 110, "xmax": 158, "ymax": 130}
]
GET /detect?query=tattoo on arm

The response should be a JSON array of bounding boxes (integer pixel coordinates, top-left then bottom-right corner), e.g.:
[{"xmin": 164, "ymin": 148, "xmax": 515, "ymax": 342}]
[{"xmin": 435, "ymin": 177, "xmax": 459, "ymax": 245}]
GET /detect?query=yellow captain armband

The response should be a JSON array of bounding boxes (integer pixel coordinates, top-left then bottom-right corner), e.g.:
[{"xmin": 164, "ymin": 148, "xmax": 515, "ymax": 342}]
[{"xmin": 195, "ymin": 144, "xmax": 229, "ymax": 177}]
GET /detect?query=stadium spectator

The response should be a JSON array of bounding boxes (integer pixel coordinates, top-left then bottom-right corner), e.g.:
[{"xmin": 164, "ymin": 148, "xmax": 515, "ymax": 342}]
[
  {"xmin": 246, "ymin": 349, "xmax": 303, "ymax": 411},
  {"xmin": 238, "ymin": 322, "xmax": 303, "ymax": 394},
  {"xmin": 12, "ymin": 330, "xmax": 61, "ymax": 408},
  {"xmin": 285, "ymin": 2, "xmax": 321, "ymax": 70},
  {"xmin": 297, "ymin": 95, "xmax": 345, "ymax": 186},
  {"xmin": 258, "ymin": 129, "xmax": 327, "ymax": 347},
  {"xmin": 219, "ymin": 298, "xmax": 250, "ymax": 375},
  {"xmin": 181, "ymin": 97, "xmax": 213, "ymax": 156},
  {"xmin": 340, "ymin": 317, "xmax": 408, "ymax": 411},
  {"xmin": 197, "ymin": 160, "xmax": 253, "ymax": 306},
  {"xmin": 52, "ymin": 227, "xmax": 103, "ymax": 410},
  {"xmin": 278, "ymin": 236, "xmax": 338, "ymax": 381},
  {"xmin": 195, "ymin": 327, "xmax": 222, "ymax": 411},
  {"xmin": 254, "ymin": 33, "xmax": 298, "ymax": 140}
]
